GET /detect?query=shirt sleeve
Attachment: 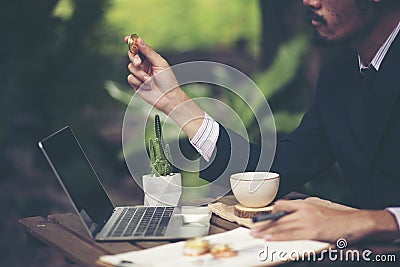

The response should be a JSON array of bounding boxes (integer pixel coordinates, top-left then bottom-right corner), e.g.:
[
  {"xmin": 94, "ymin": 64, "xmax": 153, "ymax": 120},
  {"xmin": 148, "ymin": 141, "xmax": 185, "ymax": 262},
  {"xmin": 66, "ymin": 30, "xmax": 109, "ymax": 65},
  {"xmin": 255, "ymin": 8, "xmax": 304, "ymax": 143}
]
[
  {"xmin": 189, "ymin": 113, "xmax": 219, "ymax": 162},
  {"xmin": 386, "ymin": 208, "xmax": 400, "ymax": 242}
]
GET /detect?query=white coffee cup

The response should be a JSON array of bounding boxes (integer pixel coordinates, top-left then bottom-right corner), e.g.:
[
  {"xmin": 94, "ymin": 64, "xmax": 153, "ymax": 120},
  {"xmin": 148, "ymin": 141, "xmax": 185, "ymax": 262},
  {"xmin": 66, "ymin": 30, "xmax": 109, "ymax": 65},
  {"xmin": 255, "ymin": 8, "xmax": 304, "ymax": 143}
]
[{"xmin": 230, "ymin": 172, "xmax": 280, "ymax": 208}]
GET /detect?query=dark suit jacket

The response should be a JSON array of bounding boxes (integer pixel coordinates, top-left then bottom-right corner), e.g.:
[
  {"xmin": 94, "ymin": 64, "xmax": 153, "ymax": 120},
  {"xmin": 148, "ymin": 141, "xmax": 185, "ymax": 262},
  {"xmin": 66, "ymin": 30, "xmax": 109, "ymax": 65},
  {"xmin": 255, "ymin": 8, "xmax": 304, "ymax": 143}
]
[{"xmin": 201, "ymin": 36, "xmax": 400, "ymax": 209}]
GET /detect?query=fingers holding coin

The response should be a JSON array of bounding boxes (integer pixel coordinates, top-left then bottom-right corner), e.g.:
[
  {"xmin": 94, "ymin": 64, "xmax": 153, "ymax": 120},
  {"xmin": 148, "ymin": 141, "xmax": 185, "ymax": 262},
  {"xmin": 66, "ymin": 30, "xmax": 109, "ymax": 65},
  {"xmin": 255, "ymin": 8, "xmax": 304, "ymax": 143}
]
[
  {"xmin": 127, "ymin": 34, "xmax": 139, "ymax": 54},
  {"xmin": 126, "ymin": 33, "xmax": 146, "ymax": 65},
  {"xmin": 126, "ymin": 34, "xmax": 152, "ymax": 90},
  {"xmin": 128, "ymin": 50, "xmax": 142, "ymax": 67}
]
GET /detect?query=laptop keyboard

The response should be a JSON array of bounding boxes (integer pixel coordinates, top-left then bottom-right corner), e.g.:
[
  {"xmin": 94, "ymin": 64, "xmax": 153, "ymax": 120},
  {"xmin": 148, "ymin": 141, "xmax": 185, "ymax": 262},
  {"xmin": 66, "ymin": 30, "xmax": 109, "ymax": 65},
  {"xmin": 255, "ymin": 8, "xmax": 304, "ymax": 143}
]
[{"xmin": 107, "ymin": 207, "xmax": 174, "ymax": 237}]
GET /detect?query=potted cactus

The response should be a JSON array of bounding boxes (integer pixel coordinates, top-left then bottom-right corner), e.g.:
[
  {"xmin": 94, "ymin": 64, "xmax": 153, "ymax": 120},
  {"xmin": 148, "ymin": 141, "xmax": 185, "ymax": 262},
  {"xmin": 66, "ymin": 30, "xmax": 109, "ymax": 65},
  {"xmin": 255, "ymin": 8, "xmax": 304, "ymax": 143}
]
[{"xmin": 142, "ymin": 114, "xmax": 182, "ymax": 206}]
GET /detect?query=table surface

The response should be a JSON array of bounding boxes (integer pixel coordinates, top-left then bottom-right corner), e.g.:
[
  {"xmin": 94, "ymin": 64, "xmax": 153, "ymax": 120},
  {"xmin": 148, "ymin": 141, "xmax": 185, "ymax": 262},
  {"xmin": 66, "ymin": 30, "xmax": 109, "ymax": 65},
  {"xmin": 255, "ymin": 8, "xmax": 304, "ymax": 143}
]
[{"xmin": 19, "ymin": 193, "xmax": 400, "ymax": 267}]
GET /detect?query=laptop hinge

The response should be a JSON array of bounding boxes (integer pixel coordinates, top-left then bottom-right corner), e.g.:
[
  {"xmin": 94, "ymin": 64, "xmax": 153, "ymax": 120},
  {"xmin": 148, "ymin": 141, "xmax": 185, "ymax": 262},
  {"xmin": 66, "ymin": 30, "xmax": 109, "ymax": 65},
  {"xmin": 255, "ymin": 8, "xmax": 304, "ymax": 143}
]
[{"xmin": 93, "ymin": 209, "xmax": 115, "ymax": 236}]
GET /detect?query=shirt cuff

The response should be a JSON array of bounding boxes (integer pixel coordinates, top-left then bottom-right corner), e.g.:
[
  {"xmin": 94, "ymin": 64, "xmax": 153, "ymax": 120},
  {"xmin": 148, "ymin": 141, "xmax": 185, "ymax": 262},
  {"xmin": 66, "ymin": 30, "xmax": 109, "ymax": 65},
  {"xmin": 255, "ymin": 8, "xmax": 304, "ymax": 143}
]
[
  {"xmin": 189, "ymin": 113, "xmax": 219, "ymax": 162},
  {"xmin": 386, "ymin": 207, "xmax": 400, "ymax": 242}
]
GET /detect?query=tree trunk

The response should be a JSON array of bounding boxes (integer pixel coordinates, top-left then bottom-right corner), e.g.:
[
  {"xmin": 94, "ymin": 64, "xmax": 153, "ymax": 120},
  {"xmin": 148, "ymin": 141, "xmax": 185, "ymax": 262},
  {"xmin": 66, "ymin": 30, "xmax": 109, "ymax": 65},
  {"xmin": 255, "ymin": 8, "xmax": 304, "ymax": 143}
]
[{"xmin": 258, "ymin": 0, "xmax": 305, "ymax": 70}]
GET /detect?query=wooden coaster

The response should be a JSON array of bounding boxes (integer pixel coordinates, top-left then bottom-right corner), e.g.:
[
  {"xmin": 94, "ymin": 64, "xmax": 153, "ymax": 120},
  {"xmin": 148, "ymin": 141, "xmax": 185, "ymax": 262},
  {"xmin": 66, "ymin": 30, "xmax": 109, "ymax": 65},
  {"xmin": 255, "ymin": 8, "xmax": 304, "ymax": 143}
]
[{"xmin": 233, "ymin": 204, "xmax": 273, "ymax": 218}]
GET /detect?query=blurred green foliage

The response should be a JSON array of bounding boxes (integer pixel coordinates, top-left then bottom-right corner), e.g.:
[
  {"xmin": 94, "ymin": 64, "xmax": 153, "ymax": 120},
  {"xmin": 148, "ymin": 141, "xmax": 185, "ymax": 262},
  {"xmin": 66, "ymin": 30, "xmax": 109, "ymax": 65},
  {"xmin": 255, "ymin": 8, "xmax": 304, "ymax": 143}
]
[
  {"xmin": 103, "ymin": 0, "xmax": 260, "ymax": 56},
  {"xmin": 53, "ymin": 0, "xmax": 74, "ymax": 20},
  {"xmin": 1, "ymin": 0, "xmax": 309, "ymax": 185},
  {"xmin": 0, "ymin": 0, "xmax": 111, "ymax": 140}
]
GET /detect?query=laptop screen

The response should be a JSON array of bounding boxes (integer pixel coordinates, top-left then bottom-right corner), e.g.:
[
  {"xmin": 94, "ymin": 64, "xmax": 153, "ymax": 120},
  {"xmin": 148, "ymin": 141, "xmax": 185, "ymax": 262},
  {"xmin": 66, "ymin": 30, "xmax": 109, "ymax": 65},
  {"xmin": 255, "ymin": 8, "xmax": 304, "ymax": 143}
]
[{"xmin": 39, "ymin": 126, "xmax": 115, "ymax": 235}]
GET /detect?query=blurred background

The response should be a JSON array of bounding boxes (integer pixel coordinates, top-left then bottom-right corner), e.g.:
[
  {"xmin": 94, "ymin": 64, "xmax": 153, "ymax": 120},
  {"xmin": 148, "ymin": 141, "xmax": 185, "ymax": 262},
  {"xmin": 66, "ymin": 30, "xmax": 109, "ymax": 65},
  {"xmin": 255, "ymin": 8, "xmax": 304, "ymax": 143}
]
[{"xmin": 0, "ymin": 0, "xmax": 349, "ymax": 266}]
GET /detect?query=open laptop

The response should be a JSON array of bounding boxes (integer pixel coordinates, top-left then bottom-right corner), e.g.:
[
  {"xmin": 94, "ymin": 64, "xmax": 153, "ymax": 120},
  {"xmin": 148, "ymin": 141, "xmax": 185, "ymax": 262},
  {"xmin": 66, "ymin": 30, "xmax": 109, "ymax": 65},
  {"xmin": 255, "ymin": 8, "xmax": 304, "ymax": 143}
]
[{"xmin": 38, "ymin": 126, "xmax": 210, "ymax": 241}]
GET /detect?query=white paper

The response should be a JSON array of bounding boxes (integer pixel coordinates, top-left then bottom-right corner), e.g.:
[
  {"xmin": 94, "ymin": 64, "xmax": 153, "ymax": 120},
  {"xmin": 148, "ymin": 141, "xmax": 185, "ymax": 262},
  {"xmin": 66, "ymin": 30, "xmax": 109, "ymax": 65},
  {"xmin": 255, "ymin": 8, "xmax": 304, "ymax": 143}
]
[{"xmin": 99, "ymin": 227, "xmax": 330, "ymax": 267}]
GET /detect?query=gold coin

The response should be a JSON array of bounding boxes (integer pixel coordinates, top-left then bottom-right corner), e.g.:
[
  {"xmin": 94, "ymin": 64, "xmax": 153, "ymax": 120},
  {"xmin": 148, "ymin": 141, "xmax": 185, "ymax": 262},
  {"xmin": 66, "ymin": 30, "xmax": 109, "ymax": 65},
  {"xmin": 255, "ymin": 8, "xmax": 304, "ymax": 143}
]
[{"xmin": 128, "ymin": 33, "xmax": 139, "ymax": 54}]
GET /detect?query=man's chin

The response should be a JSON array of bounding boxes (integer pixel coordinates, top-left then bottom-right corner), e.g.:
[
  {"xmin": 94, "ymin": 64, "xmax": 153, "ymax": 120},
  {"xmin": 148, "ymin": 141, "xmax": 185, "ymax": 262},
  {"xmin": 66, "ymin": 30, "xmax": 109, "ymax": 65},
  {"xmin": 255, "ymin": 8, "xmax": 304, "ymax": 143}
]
[{"xmin": 312, "ymin": 30, "xmax": 338, "ymax": 47}]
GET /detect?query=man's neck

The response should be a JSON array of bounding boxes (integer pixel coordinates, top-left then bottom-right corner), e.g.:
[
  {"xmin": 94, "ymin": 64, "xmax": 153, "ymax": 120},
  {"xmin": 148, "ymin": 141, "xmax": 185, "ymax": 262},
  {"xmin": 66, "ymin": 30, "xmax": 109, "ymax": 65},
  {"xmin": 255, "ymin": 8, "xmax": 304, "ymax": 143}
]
[{"xmin": 353, "ymin": 11, "xmax": 400, "ymax": 64}]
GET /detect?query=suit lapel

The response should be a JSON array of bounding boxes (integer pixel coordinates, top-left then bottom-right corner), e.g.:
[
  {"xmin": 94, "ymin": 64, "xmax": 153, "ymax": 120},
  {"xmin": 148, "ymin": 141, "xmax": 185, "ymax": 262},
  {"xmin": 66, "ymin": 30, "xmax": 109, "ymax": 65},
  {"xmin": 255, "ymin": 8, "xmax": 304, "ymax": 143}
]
[
  {"xmin": 340, "ymin": 52, "xmax": 367, "ymax": 150},
  {"xmin": 365, "ymin": 35, "xmax": 400, "ymax": 162}
]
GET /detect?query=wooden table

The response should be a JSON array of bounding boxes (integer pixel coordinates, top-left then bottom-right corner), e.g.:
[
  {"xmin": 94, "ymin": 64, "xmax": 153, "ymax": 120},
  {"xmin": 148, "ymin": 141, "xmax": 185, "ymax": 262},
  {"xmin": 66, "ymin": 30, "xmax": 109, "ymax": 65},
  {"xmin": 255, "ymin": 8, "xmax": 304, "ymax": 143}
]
[
  {"xmin": 19, "ymin": 193, "xmax": 400, "ymax": 267},
  {"xmin": 19, "ymin": 207, "xmax": 239, "ymax": 266}
]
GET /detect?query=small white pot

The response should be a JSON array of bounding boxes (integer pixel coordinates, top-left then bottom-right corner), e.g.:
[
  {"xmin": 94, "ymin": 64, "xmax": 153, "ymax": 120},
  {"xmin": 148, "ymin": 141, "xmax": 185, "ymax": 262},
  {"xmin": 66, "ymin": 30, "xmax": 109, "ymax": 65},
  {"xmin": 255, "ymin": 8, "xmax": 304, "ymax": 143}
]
[{"xmin": 142, "ymin": 173, "xmax": 182, "ymax": 206}]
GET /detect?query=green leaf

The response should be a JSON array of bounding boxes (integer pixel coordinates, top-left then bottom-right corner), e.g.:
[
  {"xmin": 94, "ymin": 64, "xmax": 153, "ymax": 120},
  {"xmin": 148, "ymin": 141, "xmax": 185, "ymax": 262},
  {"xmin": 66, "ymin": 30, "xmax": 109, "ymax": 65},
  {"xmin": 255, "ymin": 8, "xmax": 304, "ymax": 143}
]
[
  {"xmin": 254, "ymin": 34, "xmax": 309, "ymax": 98},
  {"xmin": 271, "ymin": 112, "xmax": 304, "ymax": 133},
  {"xmin": 104, "ymin": 81, "xmax": 133, "ymax": 106}
]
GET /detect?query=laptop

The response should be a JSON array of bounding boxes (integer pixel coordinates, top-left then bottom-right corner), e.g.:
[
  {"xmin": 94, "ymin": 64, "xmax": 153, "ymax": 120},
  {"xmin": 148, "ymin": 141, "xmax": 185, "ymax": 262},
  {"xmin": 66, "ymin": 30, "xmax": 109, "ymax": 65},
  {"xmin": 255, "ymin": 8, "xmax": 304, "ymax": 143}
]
[{"xmin": 38, "ymin": 126, "xmax": 210, "ymax": 241}]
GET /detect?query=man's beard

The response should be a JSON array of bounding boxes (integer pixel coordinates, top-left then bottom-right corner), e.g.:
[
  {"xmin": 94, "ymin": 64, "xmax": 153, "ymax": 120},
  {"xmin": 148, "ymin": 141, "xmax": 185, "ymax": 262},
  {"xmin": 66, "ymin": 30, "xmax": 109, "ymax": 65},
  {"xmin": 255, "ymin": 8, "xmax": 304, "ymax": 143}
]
[
  {"xmin": 311, "ymin": 28, "xmax": 334, "ymax": 47},
  {"xmin": 306, "ymin": 9, "xmax": 334, "ymax": 47},
  {"xmin": 310, "ymin": 28, "xmax": 346, "ymax": 47},
  {"xmin": 307, "ymin": 2, "xmax": 378, "ymax": 48}
]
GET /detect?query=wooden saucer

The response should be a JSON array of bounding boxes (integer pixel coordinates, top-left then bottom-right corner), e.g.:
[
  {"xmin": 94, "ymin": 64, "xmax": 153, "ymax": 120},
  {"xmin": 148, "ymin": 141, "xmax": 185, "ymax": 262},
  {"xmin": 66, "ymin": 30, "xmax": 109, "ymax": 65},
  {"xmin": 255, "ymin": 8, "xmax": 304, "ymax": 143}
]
[{"xmin": 234, "ymin": 204, "xmax": 273, "ymax": 218}]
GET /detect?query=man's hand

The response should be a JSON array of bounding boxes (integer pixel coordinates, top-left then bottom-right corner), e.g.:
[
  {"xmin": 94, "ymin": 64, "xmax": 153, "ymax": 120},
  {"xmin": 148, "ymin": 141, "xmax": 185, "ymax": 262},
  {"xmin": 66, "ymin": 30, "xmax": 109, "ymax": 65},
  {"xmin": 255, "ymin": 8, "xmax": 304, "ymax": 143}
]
[
  {"xmin": 125, "ymin": 36, "xmax": 182, "ymax": 114},
  {"xmin": 249, "ymin": 200, "xmax": 399, "ymax": 243},
  {"xmin": 125, "ymin": 36, "xmax": 205, "ymax": 139}
]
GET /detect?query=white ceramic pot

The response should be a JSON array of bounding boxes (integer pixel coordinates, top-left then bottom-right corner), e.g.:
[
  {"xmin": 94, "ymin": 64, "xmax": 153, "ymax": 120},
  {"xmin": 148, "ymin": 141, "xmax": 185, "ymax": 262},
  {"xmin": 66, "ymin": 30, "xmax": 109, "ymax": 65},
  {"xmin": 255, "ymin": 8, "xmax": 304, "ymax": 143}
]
[{"xmin": 143, "ymin": 173, "xmax": 182, "ymax": 206}]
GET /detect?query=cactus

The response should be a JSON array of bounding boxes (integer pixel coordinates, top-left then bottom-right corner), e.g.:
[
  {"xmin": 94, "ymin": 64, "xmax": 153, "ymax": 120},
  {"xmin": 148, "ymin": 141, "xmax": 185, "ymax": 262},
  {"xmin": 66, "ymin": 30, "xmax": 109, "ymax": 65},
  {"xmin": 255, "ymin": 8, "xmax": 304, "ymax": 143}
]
[{"xmin": 148, "ymin": 114, "xmax": 173, "ymax": 176}]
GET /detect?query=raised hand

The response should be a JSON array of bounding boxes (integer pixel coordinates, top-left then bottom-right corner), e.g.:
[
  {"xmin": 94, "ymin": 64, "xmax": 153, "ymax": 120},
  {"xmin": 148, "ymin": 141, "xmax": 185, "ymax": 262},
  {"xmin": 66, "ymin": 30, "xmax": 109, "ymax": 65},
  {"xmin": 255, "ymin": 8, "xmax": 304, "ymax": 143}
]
[{"xmin": 125, "ymin": 36, "xmax": 205, "ymax": 139}]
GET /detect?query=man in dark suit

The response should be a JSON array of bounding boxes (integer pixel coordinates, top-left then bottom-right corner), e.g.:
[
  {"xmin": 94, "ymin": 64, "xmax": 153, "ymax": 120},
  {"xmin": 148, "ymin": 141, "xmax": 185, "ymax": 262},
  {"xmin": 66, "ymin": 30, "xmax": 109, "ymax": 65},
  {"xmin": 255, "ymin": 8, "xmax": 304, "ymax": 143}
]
[{"xmin": 126, "ymin": 0, "xmax": 400, "ymax": 243}]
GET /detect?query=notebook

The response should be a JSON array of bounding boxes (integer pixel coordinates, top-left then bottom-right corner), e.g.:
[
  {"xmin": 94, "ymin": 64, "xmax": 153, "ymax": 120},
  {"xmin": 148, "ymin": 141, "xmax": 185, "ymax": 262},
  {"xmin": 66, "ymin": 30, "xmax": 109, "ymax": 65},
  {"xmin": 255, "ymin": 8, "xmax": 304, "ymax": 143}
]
[
  {"xmin": 38, "ymin": 126, "xmax": 210, "ymax": 241},
  {"xmin": 98, "ymin": 227, "xmax": 331, "ymax": 267}
]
